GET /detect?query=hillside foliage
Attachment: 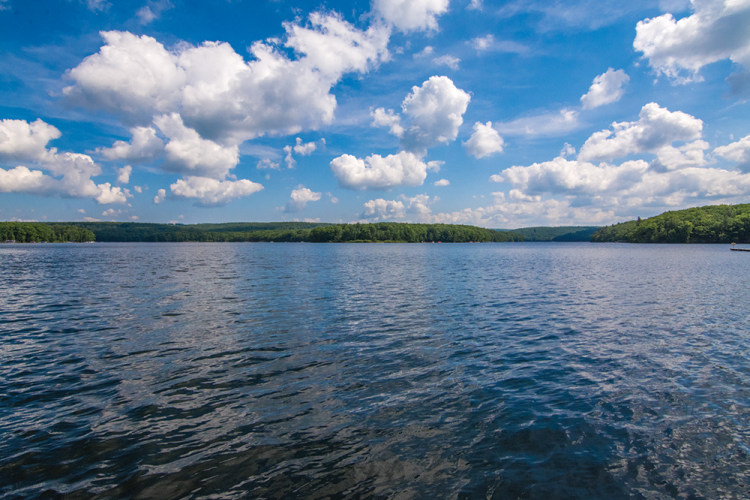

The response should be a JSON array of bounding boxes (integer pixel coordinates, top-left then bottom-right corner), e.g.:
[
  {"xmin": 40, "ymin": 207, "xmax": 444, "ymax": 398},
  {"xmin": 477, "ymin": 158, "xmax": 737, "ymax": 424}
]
[
  {"xmin": 497, "ymin": 226, "xmax": 601, "ymax": 242},
  {"xmin": 591, "ymin": 204, "xmax": 750, "ymax": 243},
  {"xmin": 0, "ymin": 222, "xmax": 95, "ymax": 243}
]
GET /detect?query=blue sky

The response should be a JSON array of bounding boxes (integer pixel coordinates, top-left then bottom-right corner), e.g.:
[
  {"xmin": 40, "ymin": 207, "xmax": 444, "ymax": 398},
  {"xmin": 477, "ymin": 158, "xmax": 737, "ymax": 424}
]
[{"xmin": 1, "ymin": 0, "xmax": 749, "ymax": 227}]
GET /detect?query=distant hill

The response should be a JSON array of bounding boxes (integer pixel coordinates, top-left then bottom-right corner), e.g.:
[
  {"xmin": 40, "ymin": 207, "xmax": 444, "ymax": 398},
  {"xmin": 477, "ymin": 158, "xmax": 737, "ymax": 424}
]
[
  {"xmin": 42, "ymin": 221, "xmax": 523, "ymax": 243},
  {"xmin": 495, "ymin": 226, "xmax": 601, "ymax": 242},
  {"xmin": 591, "ymin": 204, "xmax": 750, "ymax": 243}
]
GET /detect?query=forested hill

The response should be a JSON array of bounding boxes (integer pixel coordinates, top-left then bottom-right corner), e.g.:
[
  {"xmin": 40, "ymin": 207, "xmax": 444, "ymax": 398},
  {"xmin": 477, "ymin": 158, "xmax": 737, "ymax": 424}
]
[
  {"xmin": 0, "ymin": 222, "xmax": 95, "ymax": 243},
  {"xmin": 496, "ymin": 226, "xmax": 601, "ymax": 242},
  {"xmin": 591, "ymin": 204, "xmax": 750, "ymax": 243},
  {"xmin": 27, "ymin": 221, "xmax": 524, "ymax": 243}
]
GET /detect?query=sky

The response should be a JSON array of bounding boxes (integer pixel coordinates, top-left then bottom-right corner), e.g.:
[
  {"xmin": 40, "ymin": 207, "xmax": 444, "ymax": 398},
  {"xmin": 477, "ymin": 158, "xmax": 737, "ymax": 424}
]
[{"xmin": 1, "ymin": 0, "xmax": 750, "ymax": 228}]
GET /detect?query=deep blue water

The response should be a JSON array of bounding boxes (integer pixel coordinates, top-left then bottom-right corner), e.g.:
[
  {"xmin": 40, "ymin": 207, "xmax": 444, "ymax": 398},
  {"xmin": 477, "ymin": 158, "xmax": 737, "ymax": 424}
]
[{"xmin": 1, "ymin": 242, "xmax": 749, "ymax": 499}]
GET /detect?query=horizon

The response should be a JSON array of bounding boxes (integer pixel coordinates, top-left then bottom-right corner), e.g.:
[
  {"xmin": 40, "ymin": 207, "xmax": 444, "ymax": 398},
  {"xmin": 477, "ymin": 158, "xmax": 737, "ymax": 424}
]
[{"xmin": 1, "ymin": 0, "xmax": 750, "ymax": 227}]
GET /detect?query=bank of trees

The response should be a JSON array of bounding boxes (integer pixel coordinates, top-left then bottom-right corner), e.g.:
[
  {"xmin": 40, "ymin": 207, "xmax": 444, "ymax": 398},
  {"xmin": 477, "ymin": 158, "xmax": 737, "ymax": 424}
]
[
  {"xmin": 591, "ymin": 204, "xmax": 750, "ymax": 243},
  {"xmin": 9, "ymin": 221, "xmax": 523, "ymax": 243},
  {"xmin": 308, "ymin": 223, "xmax": 523, "ymax": 242},
  {"xmin": 0, "ymin": 222, "xmax": 95, "ymax": 243}
]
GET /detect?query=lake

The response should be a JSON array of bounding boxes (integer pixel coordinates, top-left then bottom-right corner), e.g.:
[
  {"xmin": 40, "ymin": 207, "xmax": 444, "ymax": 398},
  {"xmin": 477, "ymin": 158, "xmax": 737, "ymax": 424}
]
[{"xmin": 1, "ymin": 242, "xmax": 749, "ymax": 499}]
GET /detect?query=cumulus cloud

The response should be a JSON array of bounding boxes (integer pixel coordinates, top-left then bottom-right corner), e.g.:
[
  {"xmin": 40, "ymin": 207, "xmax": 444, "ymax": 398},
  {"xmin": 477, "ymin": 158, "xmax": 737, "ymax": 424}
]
[
  {"xmin": 64, "ymin": 14, "xmax": 391, "ymax": 143},
  {"xmin": 371, "ymin": 107, "xmax": 404, "ymax": 137},
  {"xmin": 116, "ymin": 165, "xmax": 131, "ymax": 184},
  {"xmin": 370, "ymin": 76, "xmax": 470, "ymax": 156},
  {"xmin": 714, "ymin": 134, "xmax": 750, "ymax": 171},
  {"xmin": 282, "ymin": 137, "xmax": 319, "ymax": 168},
  {"xmin": 414, "ymin": 46, "xmax": 434, "ymax": 58},
  {"xmin": 463, "ymin": 121, "xmax": 505, "ymax": 158},
  {"xmin": 0, "ymin": 119, "xmax": 131, "ymax": 204},
  {"xmin": 434, "ymin": 179, "xmax": 450, "ymax": 186},
  {"xmin": 400, "ymin": 76, "xmax": 471, "ymax": 156},
  {"xmin": 363, "ymin": 198, "xmax": 405, "ymax": 219},
  {"xmin": 256, "ymin": 159, "xmax": 281, "ymax": 170},
  {"xmin": 433, "ymin": 55, "xmax": 460, "ymax": 70},
  {"xmin": 580, "ymin": 68, "xmax": 630, "ymax": 109},
  {"xmin": 284, "ymin": 185, "xmax": 322, "ymax": 212},
  {"xmin": 330, "ymin": 151, "xmax": 442, "ymax": 190},
  {"xmin": 97, "ymin": 126, "xmax": 164, "ymax": 162},
  {"xmin": 577, "ymin": 103, "xmax": 703, "ymax": 162},
  {"xmin": 170, "ymin": 176, "xmax": 264, "ymax": 206},
  {"xmin": 363, "ymin": 194, "xmax": 437, "ymax": 221},
  {"xmin": 154, "ymin": 113, "xmax": 239, "ymax": 179},
  {"xmin": 0, "ymin": 119, "xmax": 61, "ymax": 162},
  {"xmin": 372, "ymin": 0, "xmax": 450, "ymax": 32},
  {"xmin": 493, "ymin": 108, "xmax": 580, "ymax": 137},
  {"xmin": 153, "ymin": 188, "xmax": 166, "ymax": 203},
  {"xmin": 634, "ymin": 0, "xmax": 750, "ymax": 92},
  {"xmin": 468, "ymin": 0, "xmax": 483, "ymax": 10}
]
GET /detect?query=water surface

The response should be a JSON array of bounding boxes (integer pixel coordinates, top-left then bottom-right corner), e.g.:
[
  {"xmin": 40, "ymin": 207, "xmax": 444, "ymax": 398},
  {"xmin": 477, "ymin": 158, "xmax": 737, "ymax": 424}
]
[{"xmin": 1, "ymin": 242, "xmax": 749, "ymax": 499}]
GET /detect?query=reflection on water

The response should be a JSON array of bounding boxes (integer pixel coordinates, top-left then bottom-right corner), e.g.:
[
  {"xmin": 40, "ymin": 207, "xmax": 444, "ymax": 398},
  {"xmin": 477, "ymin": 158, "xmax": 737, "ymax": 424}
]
[{"xmin": 1, "ymin": 242, "xmax": 749, "ymax": 499}]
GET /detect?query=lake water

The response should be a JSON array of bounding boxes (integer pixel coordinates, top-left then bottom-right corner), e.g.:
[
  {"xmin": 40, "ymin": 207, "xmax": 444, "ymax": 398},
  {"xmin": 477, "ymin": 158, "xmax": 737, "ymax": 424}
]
[{"xmin": 1, "ymin": 242, "xmax": 749, "ymax": 499}]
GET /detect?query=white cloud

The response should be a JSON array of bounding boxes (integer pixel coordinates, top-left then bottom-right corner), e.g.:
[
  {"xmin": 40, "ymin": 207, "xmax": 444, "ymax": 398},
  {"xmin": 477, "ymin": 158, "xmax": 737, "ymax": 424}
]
[
  {"xmin": 257, "ymin": 159, "xmax": 281, "ymax": 170},
  {"xmin": 463, "ymin": 121, "xmax": 505, "ymax": 158},
  {"xmin": 372, "ymin": 0, "xmax": 450, "ymax": 32},
  {"xmin": 651, "ymin": 140, "xmax": 710, "ymax": 171},
  {"xmin": 117, "ymin": 165, "xmax": 132, "ymax": 184},
  {"xmin": 468, "ymin": 35, "xmax": 530, "ymax": 54},
  {"xmin": 154, "ymin": 113, "xmax": 239, "ymax": 179},
  {"xmin": 362, "ymin": 194, "xmax": 437, "ymax": 221},
  {"xmin": 129, "ymin": 215, "xmax": 139, "ymax": 220},
  {"xmin": 434, "ymin": 179, "xmax": 450, "ymax": 186},
  {"xmin": 83, "ymin": 217, "xmax": 101, "ymax": 222},
  {"xmin": 64, "ymin": 15, "xmax": 390, "ymax": 143},
  {"xmin": 714, "ymin": 134, "xmax": 750, "ymax": 171},
  {"xmin": 493, "ymin": 108, "xmax": 580, "ymax": 137},
  {"xmin": 580, "ymin": 68, "xmax": 630, "ymax": 109},
  {"xmin": 371, "ymin": 108, "xmax": 404, "ymax": 137},
  {"xmin": 634, "ymin": 0, "xmax": 750, "ymax": 93},
  {"xmin": 0, "ymin": 119, "xmax": 61, "ymax": 162},
  {"xmin": 153, "ymin": 188, "xmax": 166, "ymax": 203},
  {"xmin": 469, "ymin": 35, "xmax": 494, "ymax": 51},
  {"xmin": 560, "ymin": 142, "xmax": 576, "ymax": 157},
  {"xmin": 0, "ymin": 119, "xmax": 131, "ymax": 204},
  {"xmin": 78, "ymin": 209, "xmax": 86, "ymax": 213},
  {"xmin": 414, "ymin": 46, "xmax": 434, "ymax": 58},
  {"xmin": 433, "ymin": 55, "xmax": 460, "ymax": 70},
  {"xmin": 363, "ymin": 198, "xmax": 405, "ymax": 219},
  {"xmin": 134, "ymin": 185, "xmax": 143, "ymax": 193},
  {"xmin": 330, "ymin": 151, "xmax": 437, "ymax": 190},
  {"xmin": 0, "ymin": 0, "xmax": 11, "ymax": 11},
  {"xmin": 468, "ymin": 0, "xmax": 483, "ymax": 10},
  {"xmin": 85, "ymin": 0, "xmax": 109, "ymax": 12},
  {"xmin": 102, "ymin": 208, "xmax": 121, "ymax": 217},
  {"xmin": 282, "ymin": 137, "xmax": 319, "ymax": 169},
  {"xmin": 498, "ymin": 156, "xmax": 650, "ymax": 195},
  {"xmin": 400, "ymin": 76, "xmax": 471, "ymax": 156},
  {"xmin": 284, "ymin": 185, "xmax": 322, "ymax": 212},
  {"xmin": 97, "ymin": 126, "xmax": 164, "ymax": 162},
  {"xmin": 577, "ymin": 103, "xmax": 703, "ymax": 162},
  {"xmin": 170, "ymin": 176, "xmax": 264, "ymax": 206},
  {"xmin": 136, "ymin": 0, "xmax": 172, "ymax": 24},
  {"xmin": 293, "ymin": 137, "xmax": 317, "ymax": 156}
]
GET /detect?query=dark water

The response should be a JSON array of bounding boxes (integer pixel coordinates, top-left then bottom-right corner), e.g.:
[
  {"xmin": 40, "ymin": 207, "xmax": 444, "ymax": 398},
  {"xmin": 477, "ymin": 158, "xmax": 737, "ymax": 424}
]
[{"xmin": 1, "ymin": 242, "xmax": 749, "ymax": 499}]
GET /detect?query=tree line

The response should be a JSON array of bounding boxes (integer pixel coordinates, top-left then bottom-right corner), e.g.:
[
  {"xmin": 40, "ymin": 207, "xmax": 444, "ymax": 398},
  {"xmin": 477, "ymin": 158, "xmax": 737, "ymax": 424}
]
[
  {"xmin": 0, "ymin": 222, "xmax": 96, "ymax": 243},
  {"xmin": 591, "ymin": 204, "xmax": 750, "ymax": 243},
  {"xmin": 10, "ymin": 221, "xmax": 524, "ymax": 243}
]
